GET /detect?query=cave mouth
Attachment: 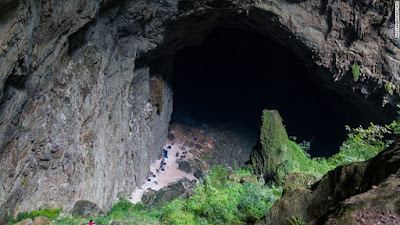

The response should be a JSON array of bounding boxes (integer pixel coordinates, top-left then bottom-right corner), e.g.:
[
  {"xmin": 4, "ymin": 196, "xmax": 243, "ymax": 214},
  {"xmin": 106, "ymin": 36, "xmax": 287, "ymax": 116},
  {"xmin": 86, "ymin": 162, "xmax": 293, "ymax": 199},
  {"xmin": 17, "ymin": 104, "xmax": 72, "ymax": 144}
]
[{"xmin": 169, "ymin": 27, "xmax": 373, "ymax": 158}]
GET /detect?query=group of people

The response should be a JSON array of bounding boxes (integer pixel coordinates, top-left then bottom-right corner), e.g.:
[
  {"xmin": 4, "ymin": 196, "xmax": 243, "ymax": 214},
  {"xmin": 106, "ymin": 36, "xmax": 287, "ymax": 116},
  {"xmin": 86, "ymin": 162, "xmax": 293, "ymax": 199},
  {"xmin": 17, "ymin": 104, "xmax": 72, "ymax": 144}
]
[
  {"xmin": 144, "ymin": 139, "xmax": 196, "ymax": 183},
  {"xmin": 159, "ymin": 158, "xmax": 166, "ymax": 171},
  {"xmin": 145, "ymin": 172, "xmax": 156, "ymax": 181}
]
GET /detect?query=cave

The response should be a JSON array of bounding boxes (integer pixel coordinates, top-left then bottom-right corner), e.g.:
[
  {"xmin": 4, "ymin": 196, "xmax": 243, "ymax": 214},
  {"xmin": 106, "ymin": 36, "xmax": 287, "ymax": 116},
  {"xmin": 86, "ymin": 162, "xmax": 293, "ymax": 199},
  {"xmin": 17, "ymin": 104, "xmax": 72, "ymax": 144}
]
[
  {"xmin": 2, "ymin": 1, "xmax": 400, "ymax": 223},
  {"xmin": 168, "ymin": 27, "xmax": 379, "ymax": 158}
]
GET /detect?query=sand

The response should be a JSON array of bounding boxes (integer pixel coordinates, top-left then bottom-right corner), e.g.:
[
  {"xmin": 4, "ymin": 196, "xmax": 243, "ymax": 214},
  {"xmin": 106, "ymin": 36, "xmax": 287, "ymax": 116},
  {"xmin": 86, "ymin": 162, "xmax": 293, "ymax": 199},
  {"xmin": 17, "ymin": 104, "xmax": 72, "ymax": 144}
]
[{"xmin": 130, "ymin": 138, "xmax": 198, "ymax": 204}]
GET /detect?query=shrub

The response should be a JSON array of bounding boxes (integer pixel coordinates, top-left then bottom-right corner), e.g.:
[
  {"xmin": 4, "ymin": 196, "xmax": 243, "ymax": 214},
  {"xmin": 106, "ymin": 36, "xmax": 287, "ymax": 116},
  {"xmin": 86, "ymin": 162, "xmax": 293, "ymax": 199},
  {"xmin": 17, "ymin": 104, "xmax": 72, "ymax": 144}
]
[
  {"xmin": 328, "ymin": 123, "xmax": 393, "ymax": 166},
  {"xmin": 160, "ymin": 200, "xmax": 196, "ymax": 225},
  {"xmin": 107, "ymin": 199, "xmax": 133, "ymax": 219}
]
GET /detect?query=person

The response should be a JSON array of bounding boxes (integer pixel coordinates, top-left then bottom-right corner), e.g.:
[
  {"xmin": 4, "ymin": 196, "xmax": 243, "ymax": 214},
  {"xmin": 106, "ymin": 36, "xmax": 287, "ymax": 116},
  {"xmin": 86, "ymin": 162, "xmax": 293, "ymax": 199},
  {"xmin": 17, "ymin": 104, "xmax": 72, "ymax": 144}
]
[{"xmin": 89, "ymin": 219, "xmax": 96, "ymax": 225}]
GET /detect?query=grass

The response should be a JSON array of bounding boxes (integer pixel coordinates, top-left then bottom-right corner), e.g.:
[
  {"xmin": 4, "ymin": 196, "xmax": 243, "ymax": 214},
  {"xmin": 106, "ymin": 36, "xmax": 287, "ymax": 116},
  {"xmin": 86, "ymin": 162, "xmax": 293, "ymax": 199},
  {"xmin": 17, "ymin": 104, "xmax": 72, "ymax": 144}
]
[{"xmin": 10, "ymin": 208, "xmax": 61, "ymax": 224}]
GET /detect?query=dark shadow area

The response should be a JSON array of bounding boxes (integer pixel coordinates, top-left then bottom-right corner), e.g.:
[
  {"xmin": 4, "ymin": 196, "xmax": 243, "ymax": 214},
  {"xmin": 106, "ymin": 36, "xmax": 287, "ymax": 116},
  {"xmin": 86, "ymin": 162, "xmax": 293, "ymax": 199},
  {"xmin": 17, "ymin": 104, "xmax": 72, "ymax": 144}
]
[{"xmin": 171, "ymin": 27, "xmax": 374, "ymax": 157}]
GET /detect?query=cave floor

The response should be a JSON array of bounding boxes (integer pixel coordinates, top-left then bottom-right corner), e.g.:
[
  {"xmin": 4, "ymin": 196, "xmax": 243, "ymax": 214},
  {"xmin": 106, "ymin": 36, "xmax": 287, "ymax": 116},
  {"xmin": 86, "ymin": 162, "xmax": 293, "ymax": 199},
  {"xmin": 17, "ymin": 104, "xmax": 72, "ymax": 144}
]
[{"xmin": 130, "ymin": 123, "xmax": 215, "ymax": 204}]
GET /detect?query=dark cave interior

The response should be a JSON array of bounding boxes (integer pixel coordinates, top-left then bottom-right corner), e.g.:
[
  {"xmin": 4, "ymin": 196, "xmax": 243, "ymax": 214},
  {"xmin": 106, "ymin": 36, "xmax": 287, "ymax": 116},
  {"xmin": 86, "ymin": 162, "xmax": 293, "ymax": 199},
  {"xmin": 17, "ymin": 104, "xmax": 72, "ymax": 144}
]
[{"xmin": 170, "ymin": 27, "xmax": 376, "ymax": 157}]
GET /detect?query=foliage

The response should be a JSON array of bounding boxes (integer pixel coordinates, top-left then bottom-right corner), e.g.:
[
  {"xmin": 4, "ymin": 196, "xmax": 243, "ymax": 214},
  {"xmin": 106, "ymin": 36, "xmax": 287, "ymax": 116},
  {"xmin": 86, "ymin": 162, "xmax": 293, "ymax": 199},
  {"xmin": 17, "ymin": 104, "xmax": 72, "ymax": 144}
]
[
  {"xmin": 287, "ymin": 215, "xmax": 308, "ymax": 225},
  {"xmin": 50, "ymin": 166, "xmax": 281, "ymax": 225},
  {"xmin": 298, "ymin": 141, "xmax": 311, "ymax": 157},
  {"xmin": 107, "ymin": 199, "xmax": 134, "ymax": 219},
  {"xmin": 160, "ymin": 166, "xmax": 282, "ymax": 225},
  {"xmin": 53, "ymin": 201, "xmax": 160, "ymax": 225},
  {"xmin": 10, "ymin": 208, "xmax": 61, "ymax": 224},
  {"xmin": 55, "ymin": 215, "xmax": 83, "ymax": 225},
  {"xmin": 233, "ymin": 165, "xmax": 254, "ymax": 176},
  {"xmin": 160, "ymin": 200, "xmax": 196, "ymax": 225},
  {"xmin": 385, "ymin": 81, "xmax": 394, "ymax": 95},
  {"xmin": 327, "ymin": 122, "xmax": 395, "ymax": 167},
  {"xmin": 351, "ymin": 64, "xmax": 360, "ymax": 82}
]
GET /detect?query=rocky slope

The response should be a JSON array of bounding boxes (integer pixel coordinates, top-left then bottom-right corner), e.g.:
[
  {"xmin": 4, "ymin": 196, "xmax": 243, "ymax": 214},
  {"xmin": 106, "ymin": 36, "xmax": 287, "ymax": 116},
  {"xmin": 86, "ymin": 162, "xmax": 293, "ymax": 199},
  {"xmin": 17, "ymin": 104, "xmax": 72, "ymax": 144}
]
[
  {"xmin": 257, "ymin": 137, "xmax": 400, "ymax": 225},
  {"xmin": 0, "ymin": 0, "xmax": 399, "ymax": 223}
]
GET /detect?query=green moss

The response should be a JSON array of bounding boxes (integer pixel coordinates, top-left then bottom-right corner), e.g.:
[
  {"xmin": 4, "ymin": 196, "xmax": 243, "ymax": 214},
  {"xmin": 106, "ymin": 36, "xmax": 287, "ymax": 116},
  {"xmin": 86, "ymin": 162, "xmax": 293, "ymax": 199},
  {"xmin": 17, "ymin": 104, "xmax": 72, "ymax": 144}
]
[
  {"xmin": 352, "ymin": 64, "xmax": 360, "ymax": 82},
  {"xmin": 385, "ymin": 81, "xmax": 393, "ymax": 95},
  {"xmin": 251, "ymin": 110, "xmax": 329, "ymax": 185}
]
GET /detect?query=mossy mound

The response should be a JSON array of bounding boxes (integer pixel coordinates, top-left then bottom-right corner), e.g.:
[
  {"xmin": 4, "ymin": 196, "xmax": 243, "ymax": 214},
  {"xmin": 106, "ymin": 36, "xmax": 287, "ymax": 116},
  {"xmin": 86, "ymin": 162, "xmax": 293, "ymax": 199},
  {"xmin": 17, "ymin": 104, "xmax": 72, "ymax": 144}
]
[{"xmin": 250, "ymin": 110, "xmax": 328, "ymax": 185}]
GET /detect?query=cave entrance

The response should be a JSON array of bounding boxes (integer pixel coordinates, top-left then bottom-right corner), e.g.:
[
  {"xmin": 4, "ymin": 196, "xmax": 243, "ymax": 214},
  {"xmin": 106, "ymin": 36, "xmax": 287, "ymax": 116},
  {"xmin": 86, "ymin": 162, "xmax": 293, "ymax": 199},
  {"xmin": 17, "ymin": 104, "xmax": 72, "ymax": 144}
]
[{"xmin": 170, "ymin": 27, "xmax": 372, "ymax": 158}]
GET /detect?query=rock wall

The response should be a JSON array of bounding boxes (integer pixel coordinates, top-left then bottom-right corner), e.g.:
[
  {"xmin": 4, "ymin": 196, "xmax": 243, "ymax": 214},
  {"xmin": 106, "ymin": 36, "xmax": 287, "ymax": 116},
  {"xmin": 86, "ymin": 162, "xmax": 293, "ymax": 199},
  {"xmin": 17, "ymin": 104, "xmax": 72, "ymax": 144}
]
[
  {"xmin": 0, "ymin": 0, "xmax": 399, "ymax": 223},
  {"xmin": 0, "ymin": 0, "xmax": 175, "ymax": 223}
]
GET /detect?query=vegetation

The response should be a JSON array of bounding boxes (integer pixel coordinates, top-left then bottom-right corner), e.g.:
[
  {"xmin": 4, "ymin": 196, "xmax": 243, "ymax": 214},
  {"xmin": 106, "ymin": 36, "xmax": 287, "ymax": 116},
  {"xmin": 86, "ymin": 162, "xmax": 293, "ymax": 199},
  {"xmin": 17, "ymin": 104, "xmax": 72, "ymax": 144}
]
[
  {"xmin": 287, "ymin": 215, "xmax": 308, "ymax": 225},
  {"xmin": 351, "ymin": 64, "xmax": 360, "ymax": 82},
  {"xmin": 29, "ymin": 167, "xmax": 281, "ymax": 225},
  {"xmin": 327, "ymin": 123, "xmax": 393, "ymax": 166},
  {"xmin": 251, "ymin": 110, "xmax": 332, "ymax": 185},
  {"xmin": 160, "ymin": 166, "xmax": 282, "ymax": 224},
  {"xmin": 54, "ymin": 200, "xmax": 160, "ymax": 225},
  {"xmin": 254, "ymin": 107, "xmax": 400, "ymax": 189},
  {"xmin": 10, "ymin": 208, "xmax": 61, "ymax": 224},
  {"xmin": 385, "ymin": 81, "xmax": 394, "ymax": 95}
]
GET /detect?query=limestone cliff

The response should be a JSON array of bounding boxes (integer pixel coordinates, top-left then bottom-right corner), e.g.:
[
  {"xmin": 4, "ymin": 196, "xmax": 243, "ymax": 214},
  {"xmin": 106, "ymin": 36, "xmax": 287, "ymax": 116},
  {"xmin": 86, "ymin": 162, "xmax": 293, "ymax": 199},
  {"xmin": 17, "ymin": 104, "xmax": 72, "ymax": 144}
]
[{"xmin": 0, "ymin": 0, "xmax": 399, "ymax": 223}]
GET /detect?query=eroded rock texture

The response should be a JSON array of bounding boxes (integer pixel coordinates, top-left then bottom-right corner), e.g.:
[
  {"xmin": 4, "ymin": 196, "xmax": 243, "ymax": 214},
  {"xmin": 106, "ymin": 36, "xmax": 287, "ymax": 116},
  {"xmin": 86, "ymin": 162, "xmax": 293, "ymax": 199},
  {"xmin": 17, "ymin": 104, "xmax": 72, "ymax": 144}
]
[
  {"xmin": 0, "ymin": 0, "xmax": 399, "ymax": 223},
  {"xmin": 0, "ymin": 1, "xmax": 174, "ymax": 222}
]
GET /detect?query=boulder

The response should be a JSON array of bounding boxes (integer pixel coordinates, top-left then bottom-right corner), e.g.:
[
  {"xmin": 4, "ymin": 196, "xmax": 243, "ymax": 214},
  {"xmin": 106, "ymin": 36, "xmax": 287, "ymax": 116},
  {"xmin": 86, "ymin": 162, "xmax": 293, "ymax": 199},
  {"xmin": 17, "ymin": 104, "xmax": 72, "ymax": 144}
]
[
  {"xmin": 16, "ymin": 218, "xmax": 33, "ymax": 225},
  {"xmin": 70, "ymin": 200, "xmax": 104, "ymax": 218},
  {"xmin": 240, "ymin": 174, "xmax": 257, "ymax": 184},
  {"xmin": 227, "ymin": 172, "xmax": 242, "ymax": 183},
  {"xmin": 194, "ymin": 169, "xmax": 204, "ymax": 180},
  {"xmin": 33, "ymin": 216, "xmax": 52, "ymax": 225},
  {"xmin": 142, "ymin": 177, "xmax": 196, "ymax": 207},
  {"xmin": 178, "ymin": 161, "xmax": 192, "ymax": 173}
]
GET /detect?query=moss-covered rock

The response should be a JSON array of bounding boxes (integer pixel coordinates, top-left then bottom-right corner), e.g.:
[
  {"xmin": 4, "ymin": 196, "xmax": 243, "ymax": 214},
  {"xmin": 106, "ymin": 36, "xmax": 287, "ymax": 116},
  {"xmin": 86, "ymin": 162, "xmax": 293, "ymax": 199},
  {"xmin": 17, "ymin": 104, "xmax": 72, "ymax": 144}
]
[
  {"xmin": 240, "ymin": 174, "xmax": 258, "ymax": 184},
  {"xmin": 250, "ymin": 110, "xmax": 292, "ymax": 184},
  {"xmin": 250, "ymin": 110, "xmax": 321, "ymax": 185},
  {"xmin": 227, "ymin": 172, "xmax": 242, "ymax": 183}
]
